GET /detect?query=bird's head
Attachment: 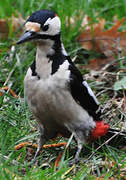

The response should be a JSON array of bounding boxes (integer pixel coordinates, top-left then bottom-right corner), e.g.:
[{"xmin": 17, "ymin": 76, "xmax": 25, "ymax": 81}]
[{"xmin": 17, "ymin": 10, "xmax": 61, "ymax": 44}]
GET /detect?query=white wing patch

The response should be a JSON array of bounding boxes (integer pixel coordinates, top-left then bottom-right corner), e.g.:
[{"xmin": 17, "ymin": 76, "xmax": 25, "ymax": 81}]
[
  {"xmin": 82, "ymin": 81, "xmax": 99, "ymax": 105},
  {"xmin": 61, "ymin": 43, "xmax": 68, "ymax": 56}
]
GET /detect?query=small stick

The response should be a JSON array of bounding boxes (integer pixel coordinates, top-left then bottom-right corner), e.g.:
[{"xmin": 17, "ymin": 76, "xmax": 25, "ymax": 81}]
[
  {"xmin": 14, "ymin": 142, "xmax": 67, "ymax": 150},
  {"xmin": 54, "ymin": 152, "xmax": 63, "ymax": 168},
  {"xmin": 85, "ymin": 131, "xmax": 122, "ymax": 162},
  {"xmin": 0, "ymin": 153, "xmax": 19, "ymax": 166},
  {"xmin": 78, "ymin": 37, "xmax": 117, "ymax": 43},
  {"xmin": 0, "ymin": 86, "xmax": 18, "ymax": 98},
  {"xmin": 3, "ymin": 62, "xmax": 17, "ymax": 86},
  {"xmin": 61, "ymin": 164, "xmax": 75, "ymax": 179}
]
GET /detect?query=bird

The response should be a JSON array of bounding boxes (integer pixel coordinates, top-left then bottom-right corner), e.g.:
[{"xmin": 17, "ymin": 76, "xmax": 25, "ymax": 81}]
[{"xmin": 17, "ymin": 9, "xmax": 110, "ymax": 164}]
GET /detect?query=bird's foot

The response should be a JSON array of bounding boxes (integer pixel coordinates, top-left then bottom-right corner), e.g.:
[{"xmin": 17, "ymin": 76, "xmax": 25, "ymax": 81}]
[
  {"xmin": 33, "ymin": 149, "xmax": 41, "ymax": 161},
  {"xmin": 68, "ymin": 157, "xmax": 80, "ymax": 166}
]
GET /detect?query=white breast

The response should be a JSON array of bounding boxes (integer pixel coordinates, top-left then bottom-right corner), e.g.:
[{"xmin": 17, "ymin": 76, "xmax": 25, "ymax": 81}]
[{"xmin": 24, "ymin": 69, "xmax": 95, "ymax": 135}]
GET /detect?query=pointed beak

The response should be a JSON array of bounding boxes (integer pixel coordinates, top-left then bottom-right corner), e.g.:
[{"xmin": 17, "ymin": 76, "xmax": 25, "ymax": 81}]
[{"xmin": 17, "ymin": 31, "xmax": 37, "ymax": 44}]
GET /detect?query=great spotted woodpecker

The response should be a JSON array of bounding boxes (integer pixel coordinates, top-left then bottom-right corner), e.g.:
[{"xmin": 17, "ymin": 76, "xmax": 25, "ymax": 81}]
[{"xmin": 17, "ymin": 10, "xmax": 110, "ymax": 164}]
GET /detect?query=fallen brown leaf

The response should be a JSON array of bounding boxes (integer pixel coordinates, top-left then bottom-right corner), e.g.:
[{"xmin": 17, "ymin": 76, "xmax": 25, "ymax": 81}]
[
  {"xmin": 0, "ymin": 13, "xmax": 24, "ymax": 39},
  {"xmin": 0, "ymin": 19, "xmax": 9, "ymax": 38},
  {"xmin": 85, "ymin": 57, "xmax": 114, "ymax": 70},
  {"xmin": 11, "ymin": 13, "xmax": 25, "ymax": 32},
  {"xmin": 78, "ymin": 18, "xmax": 126, "ymax": 70}
]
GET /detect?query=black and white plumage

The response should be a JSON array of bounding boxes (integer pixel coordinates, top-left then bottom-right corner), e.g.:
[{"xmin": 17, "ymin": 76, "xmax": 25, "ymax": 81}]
[{"xmin": 17, "ymin": 10, "xmax": 101, "ymax": 164}]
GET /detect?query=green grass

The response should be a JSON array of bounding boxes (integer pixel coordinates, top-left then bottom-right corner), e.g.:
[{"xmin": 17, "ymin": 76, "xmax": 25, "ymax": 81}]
[{"xmin": 0, "ymin": 0, "xmax": 126, "ymax": 179}]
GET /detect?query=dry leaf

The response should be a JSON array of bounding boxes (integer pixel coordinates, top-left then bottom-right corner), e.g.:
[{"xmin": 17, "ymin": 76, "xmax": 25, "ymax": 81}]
[
  {"xmin": 78, "ymin": 18, "xmax": 126, "ymax": 70},
  {"xmin": 0, "ymin": 19, "xmax": 9, "ymax": 38},
  {"xmin": 85, "ymin": 57, "xmax": 114, "ymax": 70},
  {"xmin": 0, "ymin": 13, "xmax": 24, "ymax": 39},
  {"xmin": 11, "ymin": 13, "xmax": 25, "ymax": 32}
]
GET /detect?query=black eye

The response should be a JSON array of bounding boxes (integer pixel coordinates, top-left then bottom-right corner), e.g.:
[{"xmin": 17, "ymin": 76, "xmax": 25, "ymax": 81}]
[{"xmin": 42, "ymin": 25, "xmax": 49, "ymax": 31}]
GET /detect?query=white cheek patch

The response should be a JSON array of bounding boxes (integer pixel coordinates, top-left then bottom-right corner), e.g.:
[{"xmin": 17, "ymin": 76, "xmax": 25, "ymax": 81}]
[
  {"xmin": 39, "ymin": 16, "xmax": 61, "ymax": 36},
  {"xmin": 49, "ymin": 16, "xmax": 61, "ymax": 35},
  {"xmin": 25, "ymin": 22, "xmax": 41, "ymax": 32}
]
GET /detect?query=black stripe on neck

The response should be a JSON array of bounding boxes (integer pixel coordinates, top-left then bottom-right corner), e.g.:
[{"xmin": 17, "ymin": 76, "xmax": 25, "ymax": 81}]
[
  {"xmin": 47, "ymin": 36, "xmax": 67, "ymax": 74},
  {"xmin": 30, "ymin": 61, "xmax": 40, "ymax": 79}
]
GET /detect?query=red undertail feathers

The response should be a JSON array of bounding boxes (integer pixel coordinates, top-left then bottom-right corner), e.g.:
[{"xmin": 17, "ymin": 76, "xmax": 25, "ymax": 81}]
[{"xmin": 91, "ymin": 120, "xmax": 110, "ymax": 139}]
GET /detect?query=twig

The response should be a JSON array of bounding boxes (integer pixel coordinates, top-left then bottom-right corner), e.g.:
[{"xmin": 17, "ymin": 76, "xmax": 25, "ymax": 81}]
[
  {"xmin": 0, "ymin": 153, "xmax": 20, "ymax": 166},
  {"xmin": 101, "ymin": 93, "xmax": 117, "ymax": 113},
  {"xmin": 3, "ymin": 45, "xmax": 17, "ymax": 86},
  {"xmin": 78, "ymin": 37, "xmax": 117, "ymax": 43},
  {"xmin": 54, "ymin": 152, "xmax": 63, "ymax": 168},
  {"xmin": 101, "ymin": 56, "xmax": 126, "ymax": 72},
  {"xmin": 15, "ymin": 142, "xmax": 67, "ymax": 150},
  {"xmin": 85, "ymin": 131, "xmax": 122, "ymax": 162},
  {"xmin": 61, "ymin": 164, "xmax": 75, "ymax": 179},
  {"xmin": 3, "ymin": 62, "xmax": 17, "ymax": 86},
  {"xmin": 0, "ymin": 86, "xmax": 18, "ymax": 98},
  {"xmin": 96, "ymin": 88, "xmax": 113, "ymax": 97}
]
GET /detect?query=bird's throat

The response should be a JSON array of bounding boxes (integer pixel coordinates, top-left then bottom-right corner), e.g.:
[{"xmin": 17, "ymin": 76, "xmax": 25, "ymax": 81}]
[
  {"xmin": 35, "ymin": 40, "xmax": 54, "ymax": 79},
  {"xmin": 34, "ymin": 38, "xmax": 67, "ymax": 79}
]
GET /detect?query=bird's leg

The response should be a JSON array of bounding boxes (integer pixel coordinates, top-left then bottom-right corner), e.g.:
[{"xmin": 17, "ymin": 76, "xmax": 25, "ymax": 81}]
[
  {"xmin": 69, "ymin": 132, "xmax": 84, "ymax": 166},
  {"xmin": 74, "ymin": 141, "xmax": 83, "ymax": 162},
  {"xmin": 34, "ymin": 124, "xmax": 45, "ymax": 160},
  {"xmin": 69, "ymin": 141, "xmax": 83, "ymax": 166}
]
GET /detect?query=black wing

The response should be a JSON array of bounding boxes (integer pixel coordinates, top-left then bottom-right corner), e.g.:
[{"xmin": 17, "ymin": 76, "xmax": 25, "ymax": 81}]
[{"xmin": 66, "ymin": 56, "xmax": 101, "ymax": 120}]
